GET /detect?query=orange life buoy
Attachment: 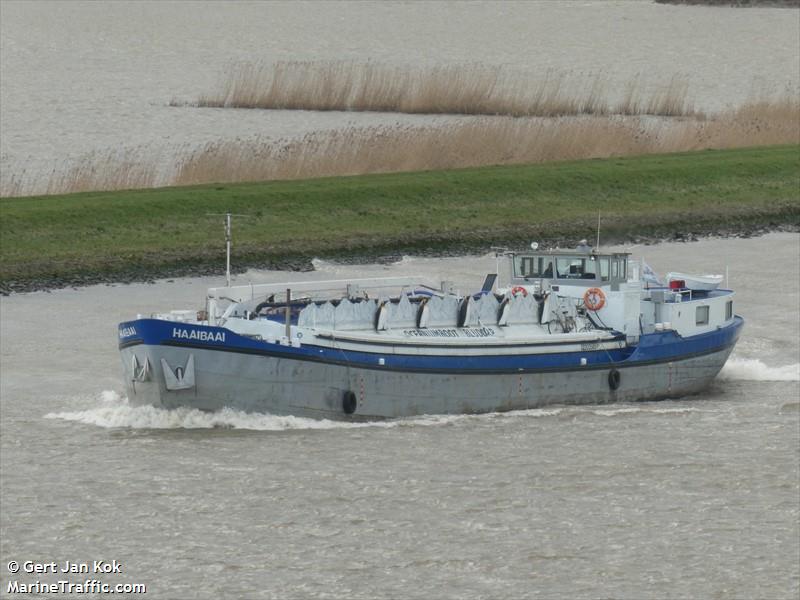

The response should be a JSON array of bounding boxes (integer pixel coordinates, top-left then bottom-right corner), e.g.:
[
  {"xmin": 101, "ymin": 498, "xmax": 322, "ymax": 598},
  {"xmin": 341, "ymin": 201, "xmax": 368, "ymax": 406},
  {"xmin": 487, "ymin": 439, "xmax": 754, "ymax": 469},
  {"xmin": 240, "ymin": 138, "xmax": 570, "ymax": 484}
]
[
  {"xmin": 583, "ymin": 287, "xmax": 606, "ymax": 311},
  {"xmin": 511, "ymin": 286, "xmax": 528, "ymax": 297}
]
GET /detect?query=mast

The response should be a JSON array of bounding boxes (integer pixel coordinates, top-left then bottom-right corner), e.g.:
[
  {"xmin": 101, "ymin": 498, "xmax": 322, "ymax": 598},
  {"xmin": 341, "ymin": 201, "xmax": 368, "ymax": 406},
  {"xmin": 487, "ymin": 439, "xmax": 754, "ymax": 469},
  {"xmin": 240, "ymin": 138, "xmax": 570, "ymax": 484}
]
[
  {"xmin": 596, "ymin": 210, "xmax": 601, "ymax": 250},
  {"xmin": 225, "ymin": 212, "xmax": 232, "ymax": 288},
  {"xmin": 207, "ymin": 211, "xmax": 246, "ymax": 288}
]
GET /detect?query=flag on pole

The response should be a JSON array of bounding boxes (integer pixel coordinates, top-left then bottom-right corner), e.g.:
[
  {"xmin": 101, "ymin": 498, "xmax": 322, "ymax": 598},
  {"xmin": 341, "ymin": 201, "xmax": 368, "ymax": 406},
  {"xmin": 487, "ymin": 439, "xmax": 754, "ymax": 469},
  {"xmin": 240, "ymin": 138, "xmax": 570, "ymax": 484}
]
[{"xmin": 641, "ymin": 259, "xmax": 664, "ymax": 287}]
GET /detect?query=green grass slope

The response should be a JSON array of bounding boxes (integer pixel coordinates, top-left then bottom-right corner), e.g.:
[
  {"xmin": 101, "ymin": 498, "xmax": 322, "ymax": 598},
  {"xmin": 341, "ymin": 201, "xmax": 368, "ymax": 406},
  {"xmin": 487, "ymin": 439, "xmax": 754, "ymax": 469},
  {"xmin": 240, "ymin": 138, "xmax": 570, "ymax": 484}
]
[{"xmin": 1, "ymin": 145, "xmax": 798, "ymax": 289}]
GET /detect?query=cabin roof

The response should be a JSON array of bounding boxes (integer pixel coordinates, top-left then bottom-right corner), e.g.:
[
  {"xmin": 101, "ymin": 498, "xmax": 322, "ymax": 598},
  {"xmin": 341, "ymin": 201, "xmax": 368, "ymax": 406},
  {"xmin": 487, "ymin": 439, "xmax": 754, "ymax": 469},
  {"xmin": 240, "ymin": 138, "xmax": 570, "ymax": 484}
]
[{"xmin": 510, "ymin": 249, "xmax": 631, "ymax": 258}]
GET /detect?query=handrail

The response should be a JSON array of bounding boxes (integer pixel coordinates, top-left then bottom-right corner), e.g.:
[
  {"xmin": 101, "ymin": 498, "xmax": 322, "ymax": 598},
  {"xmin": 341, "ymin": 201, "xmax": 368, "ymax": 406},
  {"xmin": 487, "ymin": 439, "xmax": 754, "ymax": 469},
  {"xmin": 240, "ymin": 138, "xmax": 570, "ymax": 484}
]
[{"xmin": 208, "ymin": 276, "xmax": 435, "ymax": 303}]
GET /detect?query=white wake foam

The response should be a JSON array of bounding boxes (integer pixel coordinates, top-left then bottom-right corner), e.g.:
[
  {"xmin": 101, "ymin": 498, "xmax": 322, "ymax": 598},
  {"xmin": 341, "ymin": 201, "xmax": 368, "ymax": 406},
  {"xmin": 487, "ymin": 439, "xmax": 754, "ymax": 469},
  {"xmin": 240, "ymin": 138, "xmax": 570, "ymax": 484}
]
[
  {"xmin": 719, "ymin": 358, "xmax": 800, "ymax": 382},
  {"xmin": 45, "ymin": 391, "xmax": 567, "ymax": 431},
  {"xmin": 591, "ymin": 406, "xmax": 701, "ymax": 417},
  {"xmin": 48, "ymin": 386, "xmax": 754, "ymax": 431},
  {"xmin": 46, "ymin": 392, "xmax": 382, "ymax": 430}
]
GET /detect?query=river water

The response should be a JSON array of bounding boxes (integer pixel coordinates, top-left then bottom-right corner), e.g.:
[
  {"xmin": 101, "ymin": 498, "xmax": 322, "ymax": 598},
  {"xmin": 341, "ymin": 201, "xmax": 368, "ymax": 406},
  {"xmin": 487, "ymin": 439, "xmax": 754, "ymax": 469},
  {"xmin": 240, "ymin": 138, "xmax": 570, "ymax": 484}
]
[
  {"xmin": 1, "ymin": 234, "xmax": 798, "ymax": 599},
  {"xmin": 1, "ymin": 0, "xmax": 799, "ymax": 191},
  {"xmin": 1, "ymin": 1, "xmax": 799, "ymax": 596}
]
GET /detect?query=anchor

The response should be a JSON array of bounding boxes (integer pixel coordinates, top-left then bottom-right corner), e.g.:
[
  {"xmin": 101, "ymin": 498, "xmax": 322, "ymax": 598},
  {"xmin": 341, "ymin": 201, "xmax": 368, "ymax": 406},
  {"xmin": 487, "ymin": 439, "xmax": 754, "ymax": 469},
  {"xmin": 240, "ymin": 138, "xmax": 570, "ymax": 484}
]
[
  {"xmin": 161, "ymin": 355, "xmax": 196, "ymax": 391},
  {"xmin": 131, "ymin": 354, "xmax": 151, "ymax": 382}
]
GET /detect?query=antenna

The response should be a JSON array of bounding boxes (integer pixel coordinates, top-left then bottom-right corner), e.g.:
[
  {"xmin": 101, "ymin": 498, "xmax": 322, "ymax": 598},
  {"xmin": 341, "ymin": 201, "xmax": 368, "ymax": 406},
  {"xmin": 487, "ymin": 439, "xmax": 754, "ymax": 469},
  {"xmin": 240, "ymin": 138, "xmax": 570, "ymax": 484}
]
[
  {"xmin": 225, "ymin": 213, "xmax": 231, "ymax": 288},
  {"xmin": 596, "ymin": 210, "xmax": 601, "ymax": 251},
  {"xmin": 207, "ymin": 212, "xmax": 248, "ymax": 288}
]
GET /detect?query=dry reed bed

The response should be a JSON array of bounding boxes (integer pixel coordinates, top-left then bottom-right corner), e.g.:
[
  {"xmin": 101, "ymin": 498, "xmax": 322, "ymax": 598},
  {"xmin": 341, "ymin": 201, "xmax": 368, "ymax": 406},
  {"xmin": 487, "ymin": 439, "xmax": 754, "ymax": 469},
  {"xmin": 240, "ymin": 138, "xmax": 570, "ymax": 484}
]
[
  {"xmin": 172, "ymin": 100, "xmax": 798, "ymax": 186},
  {"xmin": 177, "ymin": 61, "xmax": 699, "ymax": 118},
  {"xmin": 2, "ymin": 100, "xmax": 797, "ymax": 198}
]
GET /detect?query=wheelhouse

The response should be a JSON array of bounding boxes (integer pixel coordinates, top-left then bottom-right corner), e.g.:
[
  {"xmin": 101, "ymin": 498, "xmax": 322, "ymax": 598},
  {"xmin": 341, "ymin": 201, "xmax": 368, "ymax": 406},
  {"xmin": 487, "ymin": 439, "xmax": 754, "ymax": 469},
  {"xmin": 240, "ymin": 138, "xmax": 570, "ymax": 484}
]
[{"xmin": 509, "ymin": 250, "xmax": 631, "ymax": 289}]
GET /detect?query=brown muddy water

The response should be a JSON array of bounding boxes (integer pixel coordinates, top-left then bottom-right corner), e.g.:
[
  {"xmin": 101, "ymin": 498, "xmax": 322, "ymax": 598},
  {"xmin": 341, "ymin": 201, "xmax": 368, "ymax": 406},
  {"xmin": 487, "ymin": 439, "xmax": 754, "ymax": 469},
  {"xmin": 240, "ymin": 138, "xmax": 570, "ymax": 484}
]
[{"xmin": 1, "ymin": 234, "xmax": 798, "ymax": 599}]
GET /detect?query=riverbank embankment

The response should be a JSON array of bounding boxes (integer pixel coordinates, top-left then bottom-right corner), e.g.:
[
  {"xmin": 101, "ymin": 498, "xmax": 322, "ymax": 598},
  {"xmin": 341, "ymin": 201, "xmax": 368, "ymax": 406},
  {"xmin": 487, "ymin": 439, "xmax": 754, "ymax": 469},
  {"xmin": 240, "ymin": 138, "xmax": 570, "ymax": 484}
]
[
  {"xmin": 655, "ymin": 0, "xmax": 799, "ymax": 7},
  {"xmin": 1, "ymin": 145, "xmax": 798, "ymax": 294}
]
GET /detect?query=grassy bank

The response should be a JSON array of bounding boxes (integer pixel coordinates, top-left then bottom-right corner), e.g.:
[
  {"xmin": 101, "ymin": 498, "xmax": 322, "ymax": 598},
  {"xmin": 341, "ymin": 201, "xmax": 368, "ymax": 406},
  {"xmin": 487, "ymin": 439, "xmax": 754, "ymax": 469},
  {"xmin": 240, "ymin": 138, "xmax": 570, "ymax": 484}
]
[
  {"xmin": 1, "ymin": 145, "xmax": 798, "ymax": 292},
  {"xmin": 655, "ymin": 0, "xmax": 799, "ymax": 6}
]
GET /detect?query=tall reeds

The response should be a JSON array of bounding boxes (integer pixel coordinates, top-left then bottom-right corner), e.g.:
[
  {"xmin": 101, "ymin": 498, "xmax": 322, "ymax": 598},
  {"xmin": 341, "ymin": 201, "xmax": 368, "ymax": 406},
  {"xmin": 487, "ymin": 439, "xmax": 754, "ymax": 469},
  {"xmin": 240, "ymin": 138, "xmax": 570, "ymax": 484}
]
[
  {"xmin": 178, "ymin": 61, "xmax": 699, "ymax": 118},
  {"xmin": 4, "ymin": 97, "xmax": 796, "ymax": 197},
  {"xmin": 43, "ymin": 148, "xmax": 162, "ymax": 196},
  {"xmin": 171, "ymin": 99, "xmax": 799, "ymax": 185},
  {"xmin": 1, "ymin": 147, "xmax": 167, "ymax": 198}
]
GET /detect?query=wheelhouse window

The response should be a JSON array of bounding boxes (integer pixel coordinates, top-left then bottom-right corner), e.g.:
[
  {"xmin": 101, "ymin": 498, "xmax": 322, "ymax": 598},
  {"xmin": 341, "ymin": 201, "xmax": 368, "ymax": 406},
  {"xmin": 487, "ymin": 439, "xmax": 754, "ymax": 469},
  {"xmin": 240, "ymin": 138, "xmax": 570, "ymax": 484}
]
[
  {"xmin": 516, "ymin": 256, "xmax": 533, "ymax": 278},
  {"xmin": 725, "ymin": 300, "xmax": 733, "ymax": 320},
  {"xmin": 556, "ymin": 258, "xmax": 569, "ymax": 278},
  {"xmin": 514, "ymin": 256, "xmax": 553, "ymax": 279},
  {"xmin": 513, "ymin": 254, "xmax": 621, "ymax": 281},
  {"xmin": 555, "ymin": 257, "xmax": 597, "ymax": 279},
  {"xmin": 599, "ymin": 258, "xmax": 610, "ymax": 281},
  {"xmin": 696, "ymin": 305, "xmax": 710, "ymax": 325}
]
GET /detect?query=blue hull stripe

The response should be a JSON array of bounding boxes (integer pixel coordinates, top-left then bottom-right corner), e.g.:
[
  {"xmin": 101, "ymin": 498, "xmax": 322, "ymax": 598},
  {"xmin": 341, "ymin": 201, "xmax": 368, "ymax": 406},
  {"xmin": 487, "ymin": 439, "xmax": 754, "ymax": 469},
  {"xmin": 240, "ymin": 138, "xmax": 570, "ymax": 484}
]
[{"xmin": 118, "ymin": 317, "xmax": 743, "ymax": 375}]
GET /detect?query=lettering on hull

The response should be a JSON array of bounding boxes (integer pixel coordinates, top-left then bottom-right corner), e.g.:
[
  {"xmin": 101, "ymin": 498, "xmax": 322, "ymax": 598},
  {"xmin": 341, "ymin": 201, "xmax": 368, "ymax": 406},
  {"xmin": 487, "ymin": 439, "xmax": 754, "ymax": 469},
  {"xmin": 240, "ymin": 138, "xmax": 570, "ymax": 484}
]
[
  {"xmin": 172, "ymin": 328, "xmax": 226, "ymax": 343},
  {"xmin": 403, "ymin": 327, "xmax": 495, "ymax": 338}
]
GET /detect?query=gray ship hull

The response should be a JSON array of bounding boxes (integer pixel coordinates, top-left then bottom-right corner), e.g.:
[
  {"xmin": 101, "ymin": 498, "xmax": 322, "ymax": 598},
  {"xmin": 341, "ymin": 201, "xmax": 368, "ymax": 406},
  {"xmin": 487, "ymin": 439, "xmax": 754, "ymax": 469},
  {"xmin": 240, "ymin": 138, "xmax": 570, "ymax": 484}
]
[{"xmin": 120, "ymin": 342, "xmax": 735, "ymax": 421}]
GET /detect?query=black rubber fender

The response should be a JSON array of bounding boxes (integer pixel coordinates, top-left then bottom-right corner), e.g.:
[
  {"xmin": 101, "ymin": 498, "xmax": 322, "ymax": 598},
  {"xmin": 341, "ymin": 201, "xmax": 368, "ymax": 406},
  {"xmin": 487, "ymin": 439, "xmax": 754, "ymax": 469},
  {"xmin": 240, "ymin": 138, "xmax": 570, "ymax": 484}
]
[
  {"xmin": 608, "ymin": 368, "xmax": 621, "ymax": 391},
  {"xmin": 497, "ymin": 297, "xmax": 511, "ymax": 326},
  {"xmin": 457, "ymin": 297, "xmax": 470, "ymax": 328},
  {"xmin": 374, "ymin": 301, "xmax": 388, "ymax": 331},
  {"xmin": 342, "ymin": 390, "xmax": 358, "ymax": 414},
  {"xmin": 416, "ymin": 297, "xmax": 429, "ymax": 328}
]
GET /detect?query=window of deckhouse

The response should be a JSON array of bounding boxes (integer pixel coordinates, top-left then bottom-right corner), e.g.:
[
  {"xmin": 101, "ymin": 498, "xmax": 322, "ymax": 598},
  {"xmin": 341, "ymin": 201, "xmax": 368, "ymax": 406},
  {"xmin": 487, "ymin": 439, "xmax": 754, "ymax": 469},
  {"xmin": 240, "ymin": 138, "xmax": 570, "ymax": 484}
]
[
  {"xmin": 600, "ymin": 258, "xmax": 610, "ymax": 281},
  {"xmin": 515, "ymin": 256, "xmax": 553, "ymax": 278},
  {"xmin": 583, "ymin": 258, "xmax": 598, "ymax": 278}
]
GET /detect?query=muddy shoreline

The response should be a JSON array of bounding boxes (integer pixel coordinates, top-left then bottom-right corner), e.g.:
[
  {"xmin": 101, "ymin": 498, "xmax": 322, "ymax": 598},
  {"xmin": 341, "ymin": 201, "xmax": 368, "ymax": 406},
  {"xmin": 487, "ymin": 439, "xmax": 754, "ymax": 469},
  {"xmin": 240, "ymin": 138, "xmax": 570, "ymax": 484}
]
[
  {"xmin": 2, "ymin": 221, "xmax": 796, "ymax": 295},
  {"xmin": 655, "ymin": 0, "xmax": 800, "ymax": 7}
]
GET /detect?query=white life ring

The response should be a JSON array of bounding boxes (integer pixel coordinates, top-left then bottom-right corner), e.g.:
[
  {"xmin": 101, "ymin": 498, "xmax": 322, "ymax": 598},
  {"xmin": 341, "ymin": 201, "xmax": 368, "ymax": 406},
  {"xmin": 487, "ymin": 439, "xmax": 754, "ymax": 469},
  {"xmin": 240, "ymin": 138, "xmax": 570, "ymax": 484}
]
[
  {"xmin": 583, "ymin": 287, "xmax": 606, "ymax": 311},
  {"xmin": 511, "ymin": 286, "xmax": 528, "ymax": 297}
]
